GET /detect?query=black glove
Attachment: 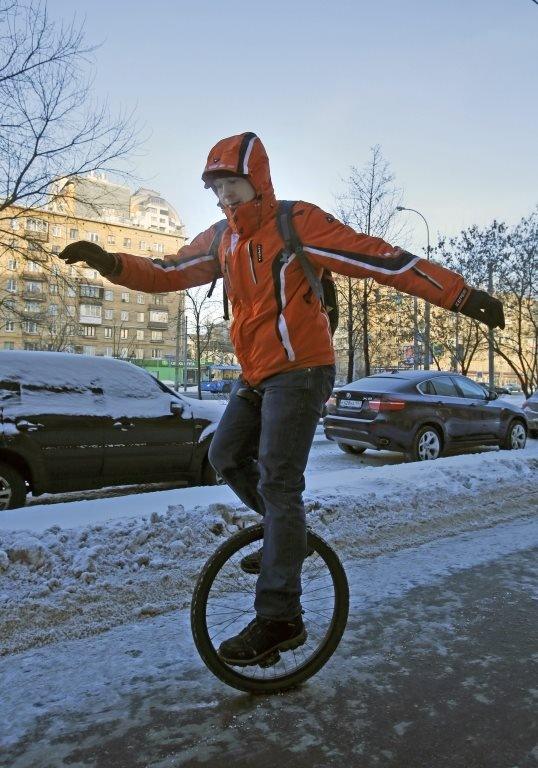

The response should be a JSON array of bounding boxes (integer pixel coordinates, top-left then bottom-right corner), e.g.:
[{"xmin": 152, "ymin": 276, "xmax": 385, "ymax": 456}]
[
  {"xmin": 458, "ymin": 288, "xmax": 505, "ymax": 330},
  {"xmin": 58, "ymin": 241, "xmax": 117, "ymax": 276}
]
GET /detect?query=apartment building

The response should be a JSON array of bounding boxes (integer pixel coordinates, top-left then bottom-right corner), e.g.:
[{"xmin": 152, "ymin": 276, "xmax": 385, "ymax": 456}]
[{"xmin": 0, "ymin": 175, "xmax": 189, "ymax": 370}]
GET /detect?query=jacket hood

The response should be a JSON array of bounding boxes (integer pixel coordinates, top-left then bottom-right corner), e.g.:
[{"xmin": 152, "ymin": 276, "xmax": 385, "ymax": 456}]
[{"xmin": 202, "ymin": 132, "xmax": 277, "ymax": 235}]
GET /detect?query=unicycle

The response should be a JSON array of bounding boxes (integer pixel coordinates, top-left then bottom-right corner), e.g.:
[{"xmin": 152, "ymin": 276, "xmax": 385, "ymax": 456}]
[{"xmin": 190, "ymin": 523, "xmax": 349, "ymax": 694}]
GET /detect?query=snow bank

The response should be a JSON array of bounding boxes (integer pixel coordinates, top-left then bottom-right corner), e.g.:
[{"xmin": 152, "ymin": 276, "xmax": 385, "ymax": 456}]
[{"xmin": 0, "ymin": 446, "xmax": 536, "ymax": 656}]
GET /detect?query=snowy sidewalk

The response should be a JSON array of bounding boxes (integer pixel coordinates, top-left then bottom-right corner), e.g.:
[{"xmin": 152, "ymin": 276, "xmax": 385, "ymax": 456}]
[{"xmin": 1, "ymin": 516, "xmax": 537, "ymax": 768}]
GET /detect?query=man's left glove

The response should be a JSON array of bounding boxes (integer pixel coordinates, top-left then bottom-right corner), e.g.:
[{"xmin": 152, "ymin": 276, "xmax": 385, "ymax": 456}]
[
  {"xmin": 458, "ymin": 288, "xmax": 505, "ymax": 330},
  {"xmin": 57, "ymin": 241, "xmax": 117, "ymax": 276}
]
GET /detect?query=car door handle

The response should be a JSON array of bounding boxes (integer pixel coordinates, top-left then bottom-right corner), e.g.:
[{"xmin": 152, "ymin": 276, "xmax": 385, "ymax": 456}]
[
  {"xmin": 113, "ymin": 421, "xmax": 135, "ymax": 430},
  {"xmin": 16, "ymin": 420, "xmax": 44, "ymax": 432}
]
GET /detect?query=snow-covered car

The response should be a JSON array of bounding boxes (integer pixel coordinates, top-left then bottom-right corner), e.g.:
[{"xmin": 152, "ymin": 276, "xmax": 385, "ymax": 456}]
[
  {"xmin": 324, "ymin": 370, "xmax": 528, "ymax": 461},
  {"xmin": 521, "ymin": 391, "xmax": 538, "ymax": 438},
  {"xmin": 0, "ymin": 351, "xmax": 226, "ymax": 509}
]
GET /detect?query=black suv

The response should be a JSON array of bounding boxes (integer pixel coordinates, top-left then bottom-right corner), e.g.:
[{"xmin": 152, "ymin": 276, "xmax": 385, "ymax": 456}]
[{"xmin": 0, "ymin": 351, "xmax": 225, "ymax": 509}]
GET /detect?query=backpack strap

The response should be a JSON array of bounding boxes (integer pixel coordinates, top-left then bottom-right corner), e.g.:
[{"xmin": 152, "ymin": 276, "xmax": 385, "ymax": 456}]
[
  {"xmin": 205, "ymin": 219, "xmax": 229, "ymax": 320},
  {"xmin": 277, "ymin": 200, "xmax": 324, "ymax": 304}
]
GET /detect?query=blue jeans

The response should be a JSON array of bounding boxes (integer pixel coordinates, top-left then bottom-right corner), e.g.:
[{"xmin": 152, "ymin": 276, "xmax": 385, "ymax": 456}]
[{"xmin": 208, "ymin": 365, "xmax": 335, "ymax": 620}]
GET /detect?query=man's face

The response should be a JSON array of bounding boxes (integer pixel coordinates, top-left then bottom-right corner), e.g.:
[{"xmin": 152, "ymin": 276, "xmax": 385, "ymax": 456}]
[{"xmin": 212, "ymin": 176, "xmax": 256, "ymax": 208}]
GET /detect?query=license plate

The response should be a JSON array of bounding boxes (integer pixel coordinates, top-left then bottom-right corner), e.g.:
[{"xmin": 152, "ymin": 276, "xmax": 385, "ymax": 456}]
[{"xmin": 339, "ymin": 398, "xmax": 362, "ymax": 409}]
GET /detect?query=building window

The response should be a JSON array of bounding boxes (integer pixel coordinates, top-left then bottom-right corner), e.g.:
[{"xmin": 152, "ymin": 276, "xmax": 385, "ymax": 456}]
[
  {"xmin": 51, "ymin": 245, "xmax": 60, "ymax": 254},
  {"xmin": 120, "ymin": 310, "xmax": 129, "ymax": 321},
  {"xmin": 49, "ymin": 284, "xmax": 59, "ymax": 294},
  {"xmin": 25, "ymin": 301, "xmax": 40, "ymax": 313},
  {"xmin": 22, "ymin": 320, "xmax": 38, "ymax": 333},
  {"xmin": 104, "ymin": 327, "xmax": 112, "ymax": 339},
  {"xmin": 80, "ymin": 304, "xmax": 102, "ymax": 318},
  {"xmin": 136, "ymin": 329, "xmax": 144, "ymax": 340},
  {"xmin": 88, "ymin": 232, "xmax": 99, "ymax": 243},
  {"xmin": 153, "ymin": 295, "xmax": 165, "ymax": 305},
  {"xmin": 120, "ymin": 347, "xmax": 129, "ymax": 359},
  {"xmin": 67, "ymin": 305, "xmax": 76, "ymax": 316},
  {"xmin": 83, "ymin": 346, "xmax": 96, "ymax": 356},
  {"xmin": 151, "ymin": 348, "xmax": 162, "ymax": 359},
  {"xmin": 49, "ymin": 304, "xmax": 58, "ymax": 315},
  {"xmin": 149, "ymin": 310, "xmax": 168, "ymax": 323},
  {"xmin": 10, "ymin": 219, "xmax": 20, "ymax": 231},
  {"xmin": 80, "ymin": 284, "xmax": 101, "ymax": 298},
  {"xmin": 67, "ymin": 287, "xmax": 76, "ymax": 297},
  {"xmin": 24, "ymin": 281, "xmax": 42, "ymax": 294},
  {"xmin": 152, "ymin": 243, "xmax": 164, "ymax": 253},
  {"xmin": 7, "ymin": 258, "xmax": 18, "ymax": 270},
  {"xmin": 139, "ymin": 240, "xmax": 147, "ymax": 250},
  {"xmin": 51, "ymin": 225, "xmax": 63, "ymax": 237},
  {"xmin": 107, "ymin": 234, "xmax": 116, "ymax": 245},
  {"xmin": 81, "ymin": 325, "xmax": 96, "ymax": 337},
  {"xmin": 136, "ymin": 294, "xmax": 145, "ymax": 304},
  {"xmin": 120, "ymin": 328, "xmax": 129, "ymax": 340},
  {"xmin": 5, "ymin": 321, "xmax": 15, "ymax": 332},
  {"xmin": 136, "ymin": 312, "xmax": 144, "ymax": 322},
  {"xmin": 104, "ymin": 290, "xmax": 114, "ymax": 301},
  {"xmin": 121, "ymin": 291, "xmax": 130, "ymax": 303},
  {"xmin": 150, "ymin": 330, "xmax": 163, "ymax": 341},
  {"xmin": 26, "ymin": 217, "xmax": 47, "ymax": 233},
  {"xmin": 26, "ymin": 260, "xmax": 41, "ymax": 272},
  {"xmin": 104, "ymin": 347, "xmax": 113, "ymax": 357},
  {"xmin": 104, "ymin": 309, "xmax": 114, "ymax": 320},
  {"xmin": 3, "ymin": 341, "xmax": 15, "ymax": 349},
  {"xmin": 69, "ymin": 228, "xmax": 79, "ymax": 239},
  {"xmin": 6, "ymin": 279, "xmax": 17, "ymax": 292},
  {"xmin": 123, "ymin": 237, "xmax": 131, "ymax": 247},
  {"xmin": 83, "ymin": 268, "xmax": 98, "ymax": 280},
  {"xmin": 135, "ymin": 348, "xmax": 144, "ymax": 360}
]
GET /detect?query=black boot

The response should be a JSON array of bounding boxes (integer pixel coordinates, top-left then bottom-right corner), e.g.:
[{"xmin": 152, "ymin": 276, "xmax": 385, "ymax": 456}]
[{"xmin": 218, "ymin": 615, "xmax": 307, "ymax": 667}]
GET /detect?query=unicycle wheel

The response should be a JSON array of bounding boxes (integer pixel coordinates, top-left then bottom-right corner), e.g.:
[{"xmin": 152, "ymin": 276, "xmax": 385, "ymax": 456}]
[{"xmin": 190, "ymin": 524, "xmax": 349, "ymax": 694}]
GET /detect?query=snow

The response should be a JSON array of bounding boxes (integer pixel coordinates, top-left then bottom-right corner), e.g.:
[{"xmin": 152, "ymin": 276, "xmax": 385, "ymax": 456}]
[{"xmin": 0, "ymin": 439, "xmax": 536, "ymax": 657}]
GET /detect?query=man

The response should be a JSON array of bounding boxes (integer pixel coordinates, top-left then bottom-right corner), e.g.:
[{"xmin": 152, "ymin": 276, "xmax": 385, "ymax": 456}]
[{"xmin": 58, "ymin": 132, "xmax": 504, "ymax": 667}]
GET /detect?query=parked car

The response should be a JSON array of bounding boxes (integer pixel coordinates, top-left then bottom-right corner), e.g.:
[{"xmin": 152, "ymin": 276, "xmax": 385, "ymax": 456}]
[
  {"xmin": 478, "ymin": 382, "xmax": 511, "ymax": 396},
  {"xmin": 323, "ymin": 370, "xmax": 528, "ymax": 461},
  {"xmin": 0, "ymin": 351, "xmax": 226, "ymax": 510},
  {"xmin": 521, "ymin": 391, "xmax": 538, "ymax": 438}
]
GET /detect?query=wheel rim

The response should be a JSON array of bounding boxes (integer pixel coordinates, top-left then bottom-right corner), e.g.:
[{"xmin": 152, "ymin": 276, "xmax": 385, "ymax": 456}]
[
  {"xmin": 197, "ymin": 532, "xmax": 344, "ymax": 686},
  {"xmin": 417, "ymin": 430, "xmax": 440, "ymax": 460},
  {"xmin": 0, "ymin": 475, "xmax": 13, "ymax": 511},
  {"xmin": 510, "ymin": 423, "xmax": 526, "ymax": 449}
]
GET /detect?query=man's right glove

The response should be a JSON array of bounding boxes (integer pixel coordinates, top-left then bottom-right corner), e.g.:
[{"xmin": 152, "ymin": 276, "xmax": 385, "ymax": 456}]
[
  {"xmin": 58, "ymin": 241, "xmax": 118, "ymax": 276},
  {"xmin": 458, "ymin": 288, "xmax": 505, "ymax": 330}
]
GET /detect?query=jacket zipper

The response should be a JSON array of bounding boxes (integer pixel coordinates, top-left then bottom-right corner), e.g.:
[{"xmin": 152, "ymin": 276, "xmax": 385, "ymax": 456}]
[{"xmin": 247, "ymin": 241, "xmax": 257, "ymax": 284}]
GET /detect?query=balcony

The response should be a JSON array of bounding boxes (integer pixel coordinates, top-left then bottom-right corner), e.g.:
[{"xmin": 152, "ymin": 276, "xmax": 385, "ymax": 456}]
[
  {"xmin": 147, "ymin": 321, "xmax": 168, "ymax": 330},
  {"xmin": 24, "ymin": 230, "xmax": 49, "ymax": 243},
  {"xmin": 21, "ymin": 290, "xmax": 46, "ymax": 301}
]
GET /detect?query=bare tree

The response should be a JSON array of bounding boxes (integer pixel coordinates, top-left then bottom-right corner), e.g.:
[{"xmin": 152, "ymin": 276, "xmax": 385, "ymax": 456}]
[
  {"xmin": 335, "ymin": 145, "xmax": 408, "ymax": 379},
  {"xmin": 185, "ymin": 288, "xmax": 225, "ymax": 400},
  {"xmin": 0, "ymin": 0, "xmax": 140, "ymax": 311}
]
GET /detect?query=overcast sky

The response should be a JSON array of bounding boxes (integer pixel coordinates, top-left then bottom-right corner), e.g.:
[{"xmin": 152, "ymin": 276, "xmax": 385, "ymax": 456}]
[{"xmin": 46, "ymin": 0, "xmax": 538, "ymax": 253}]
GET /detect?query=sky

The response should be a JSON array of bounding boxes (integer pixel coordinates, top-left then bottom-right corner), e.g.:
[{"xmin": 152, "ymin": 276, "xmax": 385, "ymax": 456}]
[{"xmin": 44, "ymin": 0, "xmax": 538, "ymax": 253}]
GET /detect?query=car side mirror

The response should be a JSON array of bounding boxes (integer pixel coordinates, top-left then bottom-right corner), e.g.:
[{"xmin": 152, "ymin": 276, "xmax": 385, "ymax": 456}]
[
  {"xmin": 170, "ymin": 401, "xmax": 184, "ymax": 416},
  {"xmin": 486, "ymin": 389, "xmax": 498, "ymax": 401}
]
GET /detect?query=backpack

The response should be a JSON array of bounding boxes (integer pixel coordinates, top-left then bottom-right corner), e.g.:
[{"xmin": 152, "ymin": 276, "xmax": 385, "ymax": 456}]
[{"xmin": 207, "ymin": 200, "xmax": 339, "ymax": 334}]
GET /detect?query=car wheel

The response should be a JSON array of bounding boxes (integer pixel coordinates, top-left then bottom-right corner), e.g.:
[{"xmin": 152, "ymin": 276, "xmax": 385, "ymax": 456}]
[
  {"xmin": 337, "ymin": 443, "xmax": 366, "ymax": 455},
  {"xmin": 411, "ymin": 426, "xmax": 442, "ymax": 461},
  {"xmin": 0, "ymin": 462, "xmax": 27, "ymax": 510},
  {"xmin": 501, "ymin": 420, "xmax": 527, "ymax": 450}
]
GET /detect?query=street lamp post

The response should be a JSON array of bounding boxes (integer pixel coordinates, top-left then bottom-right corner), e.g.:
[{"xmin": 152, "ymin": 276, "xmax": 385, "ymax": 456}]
[{"xmin": 396, "ymin": 206, "xmax": 431, "ymax": 370}]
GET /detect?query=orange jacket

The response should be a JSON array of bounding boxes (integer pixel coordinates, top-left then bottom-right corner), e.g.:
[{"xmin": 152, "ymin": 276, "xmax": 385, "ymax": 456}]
[{"xmin": 110, "ymin": 132, "xmax": 469, "ymax": 386}]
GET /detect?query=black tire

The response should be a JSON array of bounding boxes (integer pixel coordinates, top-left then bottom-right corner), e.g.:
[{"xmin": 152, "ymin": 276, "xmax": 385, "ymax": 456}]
[
  {"xmin": 501, "ymin": 419, "xmax": 527, "ymax": 450},
  {"xmin": 411, "ymin": 425, "xmax": 442, "ymax": 461},
  {"xmin": 0, "ymin": 462, "xmax": 26, "ymax": 510},
  {"xmin": 191, "ymin": 524, "xmax": 349, "ymax": 694},
  {"xmin": 337, "ymin": 442, "xmax": 366, "ymax": 455}
]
